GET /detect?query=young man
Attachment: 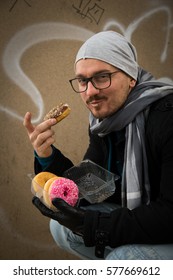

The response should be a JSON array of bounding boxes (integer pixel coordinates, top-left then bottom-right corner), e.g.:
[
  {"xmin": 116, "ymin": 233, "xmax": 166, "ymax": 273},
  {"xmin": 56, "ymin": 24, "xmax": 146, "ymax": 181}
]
[{"xmin": 24, "ymin": 31, "xmax": 173, "ymax": 259}]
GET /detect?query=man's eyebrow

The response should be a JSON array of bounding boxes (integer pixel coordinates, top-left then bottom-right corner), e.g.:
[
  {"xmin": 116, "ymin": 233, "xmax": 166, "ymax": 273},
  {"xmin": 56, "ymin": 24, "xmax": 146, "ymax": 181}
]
[{"xmin": 75, "ymin": 69, "xmax": 112, "ymax": 78}]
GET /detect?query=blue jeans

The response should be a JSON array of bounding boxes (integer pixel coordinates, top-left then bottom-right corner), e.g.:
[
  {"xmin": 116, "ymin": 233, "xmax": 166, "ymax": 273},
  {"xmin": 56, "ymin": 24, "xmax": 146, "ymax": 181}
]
[{"xmin": 49, "ymin": 202, "xmax": 173, "ymax": 260}]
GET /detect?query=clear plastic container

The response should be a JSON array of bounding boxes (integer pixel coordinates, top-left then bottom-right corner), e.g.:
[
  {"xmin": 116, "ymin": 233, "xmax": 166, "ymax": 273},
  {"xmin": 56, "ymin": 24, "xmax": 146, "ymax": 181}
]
[
  {"xmin": 30, "ymin": 176, "xmax": 51, "ymax": 208},
  {"xmin": 63, "ymin": 160, "xmax": 119, "ymax": 204}
]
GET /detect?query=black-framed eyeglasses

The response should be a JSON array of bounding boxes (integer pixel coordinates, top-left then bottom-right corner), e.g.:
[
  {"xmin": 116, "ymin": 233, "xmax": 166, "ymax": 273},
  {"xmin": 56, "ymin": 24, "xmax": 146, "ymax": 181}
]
[{"xmin": 69, "ymin": 70, "xmax": 120, "ymax": 93}]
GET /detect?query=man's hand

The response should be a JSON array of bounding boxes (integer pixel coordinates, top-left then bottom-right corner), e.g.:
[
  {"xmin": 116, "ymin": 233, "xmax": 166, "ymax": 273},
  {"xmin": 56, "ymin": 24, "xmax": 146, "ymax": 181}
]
[
  {"xmin": 23, "ymin": 112, "xmax": 57, "ymax": 157},
  {"xmin": 32, "ymin": 197, "xmax": 85, "ymax": 235}
]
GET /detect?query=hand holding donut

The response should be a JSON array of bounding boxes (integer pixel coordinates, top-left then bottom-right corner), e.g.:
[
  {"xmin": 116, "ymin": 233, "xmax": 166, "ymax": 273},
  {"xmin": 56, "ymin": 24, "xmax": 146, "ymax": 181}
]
[
  {"xmin": 23, "ymin": 103, "xmax": 71, "ymax": 158},
  {"xmin": 23, "ymin": 112, "xmax": 56, "ymax": 158},
  {"xmin": 32, "ymin": 171, "xmax": 83, "ymax": 235}
]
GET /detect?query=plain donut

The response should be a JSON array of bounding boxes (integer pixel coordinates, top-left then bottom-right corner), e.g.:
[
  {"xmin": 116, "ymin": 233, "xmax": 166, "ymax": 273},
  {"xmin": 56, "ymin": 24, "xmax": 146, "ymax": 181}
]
[{"xmin": 32, "ymin": 171, "xmax": 58, "ymax": 192}]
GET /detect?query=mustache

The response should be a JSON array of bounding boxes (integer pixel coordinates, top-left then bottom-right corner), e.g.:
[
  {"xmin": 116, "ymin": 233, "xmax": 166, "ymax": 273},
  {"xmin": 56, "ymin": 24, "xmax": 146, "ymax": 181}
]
[{"xmin": 86, "ymin": 96, "xmax": 107, "ymax": 104}]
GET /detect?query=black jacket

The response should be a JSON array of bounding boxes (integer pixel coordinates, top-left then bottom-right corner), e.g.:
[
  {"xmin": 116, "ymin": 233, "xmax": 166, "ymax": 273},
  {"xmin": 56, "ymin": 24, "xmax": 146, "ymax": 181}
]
[{"xmin": 35, "ymin": 94, "xmax": 173, "ymax": 252}]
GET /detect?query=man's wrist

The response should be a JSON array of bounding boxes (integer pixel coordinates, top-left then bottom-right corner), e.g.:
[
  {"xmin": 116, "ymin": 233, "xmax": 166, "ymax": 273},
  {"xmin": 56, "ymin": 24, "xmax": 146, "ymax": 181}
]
[{"xmin": 34, "ymin": 145, "xmax": 56, "ymax": 169}]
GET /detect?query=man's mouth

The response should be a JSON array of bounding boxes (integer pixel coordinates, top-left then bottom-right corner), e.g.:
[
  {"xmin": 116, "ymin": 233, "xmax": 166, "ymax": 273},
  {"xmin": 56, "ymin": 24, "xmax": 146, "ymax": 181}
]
[{"xmin": 87, "ymin": 97, "xmax": 106, "ymax": 106}]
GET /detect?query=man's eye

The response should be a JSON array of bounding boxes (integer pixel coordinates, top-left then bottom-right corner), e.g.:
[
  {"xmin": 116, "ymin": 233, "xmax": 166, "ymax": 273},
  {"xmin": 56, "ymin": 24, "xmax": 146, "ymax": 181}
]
[
  {"xmin": 99, "ymin": 73, "xmax": 109, "ymax": 78},
  {"xmin": 95, "ymin": 74, "xmax": 109, "ymax": 82},
  {"xmin": 78, "ymin": 78, "xmax": 86, "ymax": 84}
]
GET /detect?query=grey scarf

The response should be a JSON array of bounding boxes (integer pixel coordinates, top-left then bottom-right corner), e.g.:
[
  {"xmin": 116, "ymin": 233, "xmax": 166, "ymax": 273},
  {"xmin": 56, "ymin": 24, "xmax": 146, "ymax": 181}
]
[{"xmin": 89, "ymin": 68, "xmax": 173, "ymax": 209}]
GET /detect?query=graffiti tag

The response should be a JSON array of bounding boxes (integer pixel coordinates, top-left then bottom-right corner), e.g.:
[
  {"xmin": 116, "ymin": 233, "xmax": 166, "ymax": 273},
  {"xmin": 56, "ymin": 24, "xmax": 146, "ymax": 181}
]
[{"xmin": 72, "ymin": 0, "xmax": 104, "ymax": 24}]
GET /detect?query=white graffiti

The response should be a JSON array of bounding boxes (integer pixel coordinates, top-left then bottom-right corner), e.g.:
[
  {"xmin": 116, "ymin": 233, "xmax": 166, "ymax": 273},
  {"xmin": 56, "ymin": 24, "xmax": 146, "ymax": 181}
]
[
  {"xmin": 1, "ymin": 6, "xmax": 173, "ymax": 123},
  {"xmin": 1, "ymin": 22, "xmax": 94, "ymax": 123},
  {"xmin": 103, "ymin": 6, "xmax": 172, "ymax": 63}
]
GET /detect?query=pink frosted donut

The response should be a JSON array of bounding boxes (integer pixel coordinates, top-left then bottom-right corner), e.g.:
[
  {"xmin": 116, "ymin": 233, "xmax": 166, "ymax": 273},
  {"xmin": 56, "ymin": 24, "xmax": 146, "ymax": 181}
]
[{"xmin": 49, "ymin": 178, "xmax": 79, "ymax": 207}]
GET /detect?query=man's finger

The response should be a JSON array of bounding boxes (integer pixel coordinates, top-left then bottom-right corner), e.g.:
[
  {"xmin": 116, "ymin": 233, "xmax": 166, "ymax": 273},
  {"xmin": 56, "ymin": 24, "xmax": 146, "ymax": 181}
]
[
  {"xmin": 52, "ymin": 198, "xmax": 79, "ymax": 215},
  {"xmin": 52, "ymin": 198, "xmax": 69, "ymax": 209},
  {"xmin": 23, "ymin": 112, "xmax": 35, "ymax": 134}
]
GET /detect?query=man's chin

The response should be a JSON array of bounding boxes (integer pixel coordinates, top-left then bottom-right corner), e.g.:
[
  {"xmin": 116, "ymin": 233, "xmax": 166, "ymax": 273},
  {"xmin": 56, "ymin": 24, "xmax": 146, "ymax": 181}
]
[
  {"xmin": 89, "ymin": 106, "xmax": 118, "ymax": 119},
  {"xmin": 89, "ymin": 109, "xmax": 109, "ymax": 119}
]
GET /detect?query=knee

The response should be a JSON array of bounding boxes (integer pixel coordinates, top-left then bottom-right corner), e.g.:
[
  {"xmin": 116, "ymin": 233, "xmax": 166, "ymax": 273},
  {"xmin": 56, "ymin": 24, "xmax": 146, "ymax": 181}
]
[
  {"xmin": 49, "ymin": 219, "xmax": 70, "ymax": 249},
  {"xmin": 49, "ymin": 219, "xmax": 58, "ymax": 238},
  {"xmin": 49, "ymin": 219, "xmax": 63, "ymax": 247}
]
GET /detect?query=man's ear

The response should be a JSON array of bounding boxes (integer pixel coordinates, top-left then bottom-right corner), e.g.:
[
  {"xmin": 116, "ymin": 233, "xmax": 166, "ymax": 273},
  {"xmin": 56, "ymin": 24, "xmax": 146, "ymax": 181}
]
[{"xmin": 129, "ymin": 78, "xmax": 136, "ymax": 89}]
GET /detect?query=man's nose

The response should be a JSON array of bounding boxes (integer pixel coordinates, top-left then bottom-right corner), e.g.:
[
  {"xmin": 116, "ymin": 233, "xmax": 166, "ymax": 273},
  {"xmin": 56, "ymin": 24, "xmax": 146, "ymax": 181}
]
[{"xmin": 85, "ymin": 81, "xmax": 99, "ymax": 97}]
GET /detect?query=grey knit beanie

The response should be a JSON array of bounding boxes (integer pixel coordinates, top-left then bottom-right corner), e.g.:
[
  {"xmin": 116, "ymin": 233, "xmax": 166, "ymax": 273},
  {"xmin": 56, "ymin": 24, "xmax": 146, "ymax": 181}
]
[{"xmin": 75, "ymin": 31, "xmax": 138, "ymax": 80}]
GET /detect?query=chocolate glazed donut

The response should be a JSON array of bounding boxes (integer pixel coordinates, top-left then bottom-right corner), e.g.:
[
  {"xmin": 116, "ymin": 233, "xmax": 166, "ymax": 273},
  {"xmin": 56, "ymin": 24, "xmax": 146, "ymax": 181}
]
[{"xmin": 44, "ymin": 103, "xmax": 71, "ymax": 123}]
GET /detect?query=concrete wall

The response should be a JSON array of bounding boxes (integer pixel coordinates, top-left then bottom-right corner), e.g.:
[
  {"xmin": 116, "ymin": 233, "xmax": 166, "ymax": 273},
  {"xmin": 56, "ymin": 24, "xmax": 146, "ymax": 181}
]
[{"xmin": 0, "ymin": 0, "xmax": 173, "ymax": 259}]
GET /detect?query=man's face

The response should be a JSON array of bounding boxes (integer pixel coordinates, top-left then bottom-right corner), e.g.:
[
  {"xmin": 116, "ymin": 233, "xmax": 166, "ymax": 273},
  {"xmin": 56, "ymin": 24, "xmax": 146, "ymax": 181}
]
[{"xmin": 75, "ymin": 59, "xmax": 136, "ymax": 119}]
